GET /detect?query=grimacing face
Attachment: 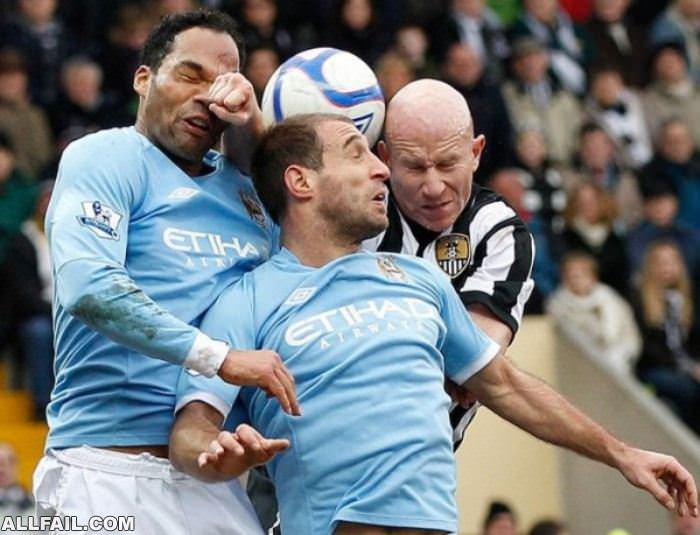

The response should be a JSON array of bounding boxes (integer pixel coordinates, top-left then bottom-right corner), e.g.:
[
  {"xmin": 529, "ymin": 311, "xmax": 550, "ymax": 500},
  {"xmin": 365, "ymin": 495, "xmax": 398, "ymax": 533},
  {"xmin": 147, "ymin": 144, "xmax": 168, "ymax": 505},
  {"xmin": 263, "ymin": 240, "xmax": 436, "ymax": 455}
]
[
  {"xmin": 134, "ymin": 27, "xmax": 240, "ymax": 175},
  {"xmin": 315, "ymin": 120, "xmax": 391, "ymax": 242},
  {"xmin": 381, "ymin": 123, "xmax": 485, "ymax": 232}
]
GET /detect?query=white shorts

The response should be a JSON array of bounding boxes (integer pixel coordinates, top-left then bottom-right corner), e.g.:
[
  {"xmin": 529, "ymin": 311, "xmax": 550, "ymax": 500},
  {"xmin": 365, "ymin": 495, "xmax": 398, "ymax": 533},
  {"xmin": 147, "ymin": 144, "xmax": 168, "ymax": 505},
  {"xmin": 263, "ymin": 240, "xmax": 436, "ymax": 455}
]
[{"xmin": 33, "ymin": 446, "xmax": 265, "ymax": 535}]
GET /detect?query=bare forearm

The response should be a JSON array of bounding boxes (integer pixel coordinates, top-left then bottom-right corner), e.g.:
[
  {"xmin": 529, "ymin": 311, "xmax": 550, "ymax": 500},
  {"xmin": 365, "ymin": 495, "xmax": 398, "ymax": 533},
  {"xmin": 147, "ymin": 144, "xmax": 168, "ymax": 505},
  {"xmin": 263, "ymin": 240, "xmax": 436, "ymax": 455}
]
[
  {"xmin": 468, "ymin": 357, "xmax": 629, "ymax": 468},
  {"xmin": 170, "ymin": 402, "xmax": 248, "ymax": 482}
]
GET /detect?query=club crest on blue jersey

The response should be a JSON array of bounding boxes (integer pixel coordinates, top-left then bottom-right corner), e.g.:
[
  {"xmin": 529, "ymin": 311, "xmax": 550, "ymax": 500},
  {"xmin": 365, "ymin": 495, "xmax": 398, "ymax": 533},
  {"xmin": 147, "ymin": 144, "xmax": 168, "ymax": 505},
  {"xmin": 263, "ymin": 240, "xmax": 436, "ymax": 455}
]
[
  {"xmin": 239, "ymin": 190, "xmax": 268, "ymax": 229},
  {"xmin": 285, "ymin": 287, "xmax": 316, "ymax": 306},
  {"xmin": 435, "ymin": 234, "xmax": 470, "ymax": 278},
  {"xmin": 77, "ymin": 201, "xmax": 122, "ymax": 240},
  {"xmin": 376, "ymin": 254, "xmax": 407, "ymax": 282}
]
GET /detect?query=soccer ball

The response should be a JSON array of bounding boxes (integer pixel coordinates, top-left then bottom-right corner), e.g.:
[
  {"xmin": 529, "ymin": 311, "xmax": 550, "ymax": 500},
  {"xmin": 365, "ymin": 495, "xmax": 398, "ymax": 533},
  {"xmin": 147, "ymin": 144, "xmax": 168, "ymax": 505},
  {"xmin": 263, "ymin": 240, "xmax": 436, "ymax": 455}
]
[{"xmin": 261, "ymin": 47, "xmax": 385, "ymax": 146}]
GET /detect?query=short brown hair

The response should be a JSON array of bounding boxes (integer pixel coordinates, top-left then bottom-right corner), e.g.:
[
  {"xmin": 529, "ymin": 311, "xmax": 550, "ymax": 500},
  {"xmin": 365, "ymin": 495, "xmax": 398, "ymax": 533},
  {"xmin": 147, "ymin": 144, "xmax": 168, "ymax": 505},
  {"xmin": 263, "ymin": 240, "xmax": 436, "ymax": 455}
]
[{"xmin": 251, "ymin": 113, "xmax": 354, "ymax": 224}]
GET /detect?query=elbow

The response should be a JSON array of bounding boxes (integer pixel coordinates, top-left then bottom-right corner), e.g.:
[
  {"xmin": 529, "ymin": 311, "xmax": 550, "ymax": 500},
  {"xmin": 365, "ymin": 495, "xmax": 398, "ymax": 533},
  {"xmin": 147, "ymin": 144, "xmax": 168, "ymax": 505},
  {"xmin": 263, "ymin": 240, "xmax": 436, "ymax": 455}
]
[{"xmin": 59, "ymin": 287, "xmax": 104, "ymax": 322}]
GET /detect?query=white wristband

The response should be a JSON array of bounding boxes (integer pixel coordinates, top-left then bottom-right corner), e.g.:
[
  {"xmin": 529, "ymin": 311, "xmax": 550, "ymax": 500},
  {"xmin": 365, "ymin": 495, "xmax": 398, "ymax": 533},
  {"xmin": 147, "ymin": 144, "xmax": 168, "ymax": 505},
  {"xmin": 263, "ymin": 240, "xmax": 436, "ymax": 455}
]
[{"xmin": 183, "ymin": 333, "xmax": 229, "ymax": 377}]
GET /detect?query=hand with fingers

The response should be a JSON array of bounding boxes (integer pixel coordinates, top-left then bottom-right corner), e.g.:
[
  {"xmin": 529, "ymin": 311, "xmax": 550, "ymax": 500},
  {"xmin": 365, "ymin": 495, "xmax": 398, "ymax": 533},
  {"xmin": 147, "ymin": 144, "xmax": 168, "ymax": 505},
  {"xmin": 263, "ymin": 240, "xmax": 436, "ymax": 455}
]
[
  {"xmin": 618, "ymin": 447, "xmax": 698, "ymax": 517},
  {"xmin": 217, "ymin": 349, "xmax": 301, "ymax": 416},
  {"xmin": 207, "ymin": 72, "xmax": 263, "ymax": 129},
  {"xmin": 197, "ymin": 424, "xmax": 290, "ymax": 478}
]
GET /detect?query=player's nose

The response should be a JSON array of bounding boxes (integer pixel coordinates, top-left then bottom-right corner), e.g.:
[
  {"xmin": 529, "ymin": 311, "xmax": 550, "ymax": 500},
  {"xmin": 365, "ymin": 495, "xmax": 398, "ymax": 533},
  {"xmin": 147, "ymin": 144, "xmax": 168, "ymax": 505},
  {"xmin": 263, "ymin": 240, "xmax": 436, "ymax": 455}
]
[
  {"xmin": 421, "ymin": 168, "xmax": 446, "ymax": 198},
  {"xmin": 370, "ymin": 153, "xmax": 390, "ymax": 182}
]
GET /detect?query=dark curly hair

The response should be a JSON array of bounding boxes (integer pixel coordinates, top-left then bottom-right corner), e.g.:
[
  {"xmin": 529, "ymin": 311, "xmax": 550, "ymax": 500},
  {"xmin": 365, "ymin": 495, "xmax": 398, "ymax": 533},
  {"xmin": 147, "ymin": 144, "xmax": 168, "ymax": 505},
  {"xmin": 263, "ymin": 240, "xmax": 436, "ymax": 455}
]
[{"xmin": 140, "ymin": 10, "xmax": 245, "ymax": 72}]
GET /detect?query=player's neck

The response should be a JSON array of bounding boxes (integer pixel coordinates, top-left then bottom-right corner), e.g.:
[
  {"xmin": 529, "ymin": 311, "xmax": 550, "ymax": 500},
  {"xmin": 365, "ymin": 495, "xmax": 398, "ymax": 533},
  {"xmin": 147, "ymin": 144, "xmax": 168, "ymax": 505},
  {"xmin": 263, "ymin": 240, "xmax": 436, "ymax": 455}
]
[{"xmin": 282, "ymin": 221, "xmax": 361, "ymax": 268}]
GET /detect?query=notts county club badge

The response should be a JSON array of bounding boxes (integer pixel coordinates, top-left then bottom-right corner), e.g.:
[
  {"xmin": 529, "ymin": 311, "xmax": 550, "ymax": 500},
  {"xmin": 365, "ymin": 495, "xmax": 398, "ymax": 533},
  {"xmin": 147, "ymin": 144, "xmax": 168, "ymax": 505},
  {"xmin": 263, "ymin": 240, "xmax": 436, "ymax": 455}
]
[
  {"xmin": 239, "ymin": 190, "xmax": 268, "ymax": 229},
  {"xmin": 435, "ymin": 233, "xmax": 470, "ymax": 278}
]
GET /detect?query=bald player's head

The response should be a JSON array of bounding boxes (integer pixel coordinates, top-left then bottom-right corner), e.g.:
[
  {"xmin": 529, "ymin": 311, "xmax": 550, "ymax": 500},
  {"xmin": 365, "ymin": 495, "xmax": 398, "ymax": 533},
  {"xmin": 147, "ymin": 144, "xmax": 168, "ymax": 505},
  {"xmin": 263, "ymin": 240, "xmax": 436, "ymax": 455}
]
[
  {"xmin": 378, "ymin": 79, "xmax": 485, "ymax": 232},
  {"xmin": 384, "ymin": 79, "xmax": 474, "ymax": 145}
]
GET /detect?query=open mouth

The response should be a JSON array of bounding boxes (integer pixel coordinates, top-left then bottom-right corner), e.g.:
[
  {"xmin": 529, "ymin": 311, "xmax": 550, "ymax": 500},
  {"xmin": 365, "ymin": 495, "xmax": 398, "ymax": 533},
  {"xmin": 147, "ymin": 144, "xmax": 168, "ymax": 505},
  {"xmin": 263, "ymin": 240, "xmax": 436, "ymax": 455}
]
[
  {"xmin": 183, "ymin": 117, "xmax": 210, "ymax": 136},
  {"xmin": 372, "ymin": 190, "xmax": 388, "ymax": 205}
]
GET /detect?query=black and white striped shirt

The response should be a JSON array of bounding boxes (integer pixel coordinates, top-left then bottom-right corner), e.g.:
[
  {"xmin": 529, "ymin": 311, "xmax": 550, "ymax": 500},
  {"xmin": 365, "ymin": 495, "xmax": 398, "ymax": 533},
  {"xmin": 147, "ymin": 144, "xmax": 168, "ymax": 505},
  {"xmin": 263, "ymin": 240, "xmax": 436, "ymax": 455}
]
[{"xmin": 364, "ymin": 185, "xmax": 535, "ymax": 447}]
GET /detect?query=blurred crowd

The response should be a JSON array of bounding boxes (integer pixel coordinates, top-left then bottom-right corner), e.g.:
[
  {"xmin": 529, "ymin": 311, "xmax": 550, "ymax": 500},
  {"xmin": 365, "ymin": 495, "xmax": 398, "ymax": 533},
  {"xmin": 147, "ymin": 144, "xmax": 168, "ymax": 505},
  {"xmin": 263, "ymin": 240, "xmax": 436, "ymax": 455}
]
[
  {"xmin": 0, "ymin": 0, "xmax": 699, "ymax": 435},
  {"xmin": 478, "ymin": 499, "xmax": 700, "ymax": 535}
]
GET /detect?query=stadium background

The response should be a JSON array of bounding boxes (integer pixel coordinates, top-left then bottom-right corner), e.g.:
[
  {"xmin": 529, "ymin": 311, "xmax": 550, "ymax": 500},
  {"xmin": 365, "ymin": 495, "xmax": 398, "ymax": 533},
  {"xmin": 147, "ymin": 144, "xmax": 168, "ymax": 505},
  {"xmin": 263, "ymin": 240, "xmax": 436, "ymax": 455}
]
[{"xmin": 0, "ymin": 0, "xmax": 699, "ymax": 533}]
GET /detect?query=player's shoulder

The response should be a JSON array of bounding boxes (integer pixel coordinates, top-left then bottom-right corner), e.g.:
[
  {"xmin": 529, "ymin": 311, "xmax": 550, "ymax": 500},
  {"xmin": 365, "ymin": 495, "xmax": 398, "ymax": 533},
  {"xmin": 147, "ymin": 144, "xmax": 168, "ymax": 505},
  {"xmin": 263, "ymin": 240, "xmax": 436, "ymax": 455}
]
[
  {"xmin": 63, "ymin": 127, "xmax": 142, "ymax": 159},
  {"xmin": 367, "ymin": 251, "xmax": 450, "ymax": 287},
  {"xmin": 456, "ymin": 185, "xmax": 523, "ymax": 238}
]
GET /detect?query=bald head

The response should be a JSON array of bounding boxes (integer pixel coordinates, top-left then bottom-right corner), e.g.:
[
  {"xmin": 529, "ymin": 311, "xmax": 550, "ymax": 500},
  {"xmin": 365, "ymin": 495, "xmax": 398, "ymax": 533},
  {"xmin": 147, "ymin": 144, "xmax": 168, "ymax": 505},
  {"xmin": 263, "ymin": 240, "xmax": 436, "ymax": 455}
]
[
  {"xmin": 385, "ymin": 79, "xmax": 474, "ymax": 146},
  {"xmin": 378, "ymin": 79, "xmax": 485, "ymax": 232}
]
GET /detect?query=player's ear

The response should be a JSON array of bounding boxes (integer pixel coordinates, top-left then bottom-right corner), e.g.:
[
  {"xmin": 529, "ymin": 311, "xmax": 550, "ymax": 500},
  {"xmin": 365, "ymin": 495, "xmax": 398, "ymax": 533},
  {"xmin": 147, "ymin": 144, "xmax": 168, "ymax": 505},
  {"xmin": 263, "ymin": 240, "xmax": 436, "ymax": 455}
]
[
  {"xmin": 472, "ymin": 134, "xmax": 486, "ymax": 172},
  {"xmin": 284, "ymin": 164, "xmax": 313, "ymax": 201},
  {"xmin": 377, "ymin": 140, "xmax": 390, "ymax": 166},
  {"xmin": 133, "ymin": 65, "xmax": 152, "ymax": 97}
]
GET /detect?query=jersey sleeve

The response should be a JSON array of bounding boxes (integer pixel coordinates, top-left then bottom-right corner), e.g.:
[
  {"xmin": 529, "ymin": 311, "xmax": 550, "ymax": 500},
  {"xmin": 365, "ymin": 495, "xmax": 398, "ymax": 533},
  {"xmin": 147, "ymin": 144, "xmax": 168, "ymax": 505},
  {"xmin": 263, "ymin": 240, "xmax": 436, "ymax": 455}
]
[
  {"xmin": 175, "ymin": 278, "xmax": 257, "ymax": 418},
  {"xmin": 434, "ymin": 267, "xmax": 501, "ymax": 385},
  {"xmin": 458, "ymin": 204, "xmax": 535, "ymax": 336},
  {"xmin": 47, "ymin": 132, "xmax": 226, "ymax": 375}
]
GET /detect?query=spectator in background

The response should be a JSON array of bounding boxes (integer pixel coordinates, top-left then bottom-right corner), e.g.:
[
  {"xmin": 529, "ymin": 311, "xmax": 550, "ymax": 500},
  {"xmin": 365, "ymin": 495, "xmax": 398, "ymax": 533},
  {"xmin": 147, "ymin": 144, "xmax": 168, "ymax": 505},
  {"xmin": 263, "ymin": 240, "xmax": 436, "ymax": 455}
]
[
  {"xmin": 374, "ymin": 51, "xmax": 414, "ymax": 101},
  {"xmin": 643, "ymin": 42, "xmax": 700, "ymax": 151},
  {"xmin": 585, "ymin": 64, "xmax": 652, "ymax": 170},
  {"xmin": 482, "ymin": 500, "xmax": 518, "ymax": 535},
  {"xmin": 393, "ymin": 23, "xmax": 437, "ymax": 78},
  {"xmin": 0, "ymin": 132, "xmax": 37, "ymax": 263},
  {"xmin": 430, "ymin": 0, "xmax": 510, "ymax": 82},
  {"xmin": 528, "ymin": 518, "xmax": 570, "ymax": 535},
  {"xmin": 0, "ymin": 49, "xmax": 53, "ymax": 179},
  {"xmin": 509, "ymin": 0, "xmax": 586, "ymax": 95},
  {"xmin": 650, "ymin": 0, "xmax": 700, "ymax": 84},
  {"xmin": 581, "ymin": 0, "xmax": 648, "ymax": 88},
  {"xmin": 0, "ymin": 443, "xmax": 33, "ymax": 518},
  {"xmin": 98, "ymin": 2, "xmax": 155, "ymax": 116},
  {"xmin": 0, "ymin": 181, "xmax": 55, "ymax": 419},
  {"xmin": 511, "ymin": 126, "xmax": 567, "ymax": 232},
  {"xmin": 489, "ymin": 167, "xmax": 558, "ymax": 314},
  {"xmin": 560, "ymin": 182, "xmax": 629, "ymax": 297},
  {"xmin": 643, "ymin": 118, "xmax": 700, "ymax": 229},
  {"xmin": 244, "ymin": 46, "xmax": 280, "ymax": 103},
  {"xmin": 441, "ymin": 42, "xmax": 514, "ymax": 183},
  {"xmin": 153, "ymin": 0, "xmax": 202, "ymax": 17},
  {"xmin": 239, "ymin": 0, "xmax": 294, "ymax": 60},
  {"xmin": 547, "ymin": 252, "xmax": 640, "ymax": 375},
  {"xmin": 633, "ymin": 240, "xmax": 700, "ymax": 435},
  {"xmin": 0, "ymin": 0, "xmax": 80, "ymax": 106},
  {"xmin": 48, "ymin": 57, "xmax": 126, "ymax": 154},
  {"xmin": 628, "ymin": 179, "xmax": 700, "ymax": 280},
  {"xmin": 325, "ymin": 0, "xmax": 390, "ymax": 66},
  {"xmin": 565, "ymin": 122, "xmax": 643, "ymax": 228},
  {"xmin": 502, "ymin": 37, "xmax": 582, "ymax": 165}
]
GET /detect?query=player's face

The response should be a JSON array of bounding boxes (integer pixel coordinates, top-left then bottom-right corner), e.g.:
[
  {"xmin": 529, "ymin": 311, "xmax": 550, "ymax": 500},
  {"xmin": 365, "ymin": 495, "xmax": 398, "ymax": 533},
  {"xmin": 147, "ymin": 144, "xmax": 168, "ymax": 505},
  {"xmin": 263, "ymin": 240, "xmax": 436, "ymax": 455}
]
[
  {"xmin": 134, "ymin": 27, "xmax": 239, "ymax": 174},
  {"xmin": 383, "ymin": 124, "xmax": 484, "ymax": 232},
  {"xmin": 315, "ymin": 120, "xmax": 390, "ymax": 242}
]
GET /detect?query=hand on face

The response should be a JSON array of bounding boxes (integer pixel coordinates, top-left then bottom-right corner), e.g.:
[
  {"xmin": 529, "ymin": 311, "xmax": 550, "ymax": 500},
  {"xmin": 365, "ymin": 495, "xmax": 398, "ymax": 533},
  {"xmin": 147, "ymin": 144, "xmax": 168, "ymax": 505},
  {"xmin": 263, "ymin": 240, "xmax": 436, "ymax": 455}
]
[{"xmin": 206, "ymin": 72, "xmax": 264, "ymax": 131}]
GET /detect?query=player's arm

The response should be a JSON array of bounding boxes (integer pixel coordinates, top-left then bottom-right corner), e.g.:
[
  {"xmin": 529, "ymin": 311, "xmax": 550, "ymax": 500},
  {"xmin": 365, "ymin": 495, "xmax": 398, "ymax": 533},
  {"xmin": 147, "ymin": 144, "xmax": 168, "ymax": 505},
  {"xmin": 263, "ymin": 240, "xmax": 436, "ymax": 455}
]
[
  {"xmin": 170, "ymin": 400, "xmax": 288, "ymax": 483},
  {"xmin": 449, "ymin": 211, "xmax": 534, "ymax": 402},
  {"xmin": 50, "ymin": 137, "xmax": 298, "ymax": 413},
  {"xmin": 459, "ymin": 204, "xmax": 534, "ymax": 341},
  {"xmin": 465, "ymin": 354, "xmax": 699, "ymax": 516}
]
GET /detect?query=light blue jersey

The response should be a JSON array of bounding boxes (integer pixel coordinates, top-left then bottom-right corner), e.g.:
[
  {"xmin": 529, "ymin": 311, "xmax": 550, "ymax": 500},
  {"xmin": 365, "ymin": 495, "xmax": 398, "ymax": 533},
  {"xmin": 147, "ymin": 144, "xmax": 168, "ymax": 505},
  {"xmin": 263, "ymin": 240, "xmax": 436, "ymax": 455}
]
[
  {"xmin": 46, "ymin": 127, "xmax": 277, "ymax": 449},
  {"xmin": 177, "ymin": 249, "xmax": 499, "ymax": 534}
]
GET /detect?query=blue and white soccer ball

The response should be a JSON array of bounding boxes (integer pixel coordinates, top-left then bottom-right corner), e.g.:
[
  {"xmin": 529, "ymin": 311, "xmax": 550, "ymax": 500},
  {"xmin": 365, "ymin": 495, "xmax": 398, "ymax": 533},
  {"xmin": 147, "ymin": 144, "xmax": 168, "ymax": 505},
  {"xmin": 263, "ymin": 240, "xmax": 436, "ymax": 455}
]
[{"xmin": 261, "ymin": 47, "xmax": 385, "ymax": 147}]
